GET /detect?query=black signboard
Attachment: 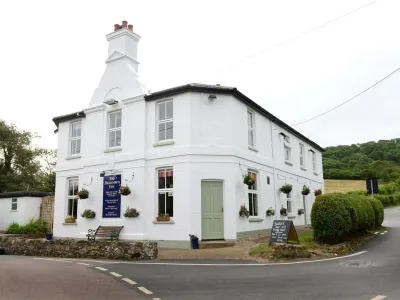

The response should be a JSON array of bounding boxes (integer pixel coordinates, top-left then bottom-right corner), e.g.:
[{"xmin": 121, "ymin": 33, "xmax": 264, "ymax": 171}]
[
  {"xmin": 102, "ymin": 174, "xmax": 121, "ymax": 218},
  {"xmin": 366, "ymin": 178, "xmax": 378, "ymax": 195},
  {"xmin": 269, "ymin": 220, "xmax": 299, "ymax": 244}
]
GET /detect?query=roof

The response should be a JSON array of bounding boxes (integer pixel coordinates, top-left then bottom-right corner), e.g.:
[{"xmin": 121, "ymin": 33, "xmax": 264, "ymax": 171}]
[
  {"xmin": 145, "ymin": 83, "xmax": 324, "ymax": 151},
  {"xmin": 52, "ymin": 83, "xmax": 323, "ymax": 151},
  {"xmin": 0, "ymin": 191, "xmax": 51, "ymax": 199}
]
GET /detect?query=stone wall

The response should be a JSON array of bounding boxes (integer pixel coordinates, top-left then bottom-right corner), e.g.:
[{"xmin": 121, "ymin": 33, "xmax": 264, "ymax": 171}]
[{"xmin": 0, "ymin": 236, "xmax": 157, "ymax": 260}]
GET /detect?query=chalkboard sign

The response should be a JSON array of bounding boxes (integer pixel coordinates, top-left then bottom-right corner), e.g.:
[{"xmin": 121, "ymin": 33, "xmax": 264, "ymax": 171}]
[
  {"xmin": 366, "ymin": 178, "xmax": 378, "ymax": 195},
  {"xmin": 269, "ymin": 220, "xmax": 299, "ymax": 244},
  {"xmin": 102, "ymin": 174, "xmax": 121, "ymax": 218}
]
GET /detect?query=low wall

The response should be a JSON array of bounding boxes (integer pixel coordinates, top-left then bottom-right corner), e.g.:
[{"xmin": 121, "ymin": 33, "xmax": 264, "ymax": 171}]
[{"xmin": 0, "ymin": 236, "xmax": 158, "ymax": 260}]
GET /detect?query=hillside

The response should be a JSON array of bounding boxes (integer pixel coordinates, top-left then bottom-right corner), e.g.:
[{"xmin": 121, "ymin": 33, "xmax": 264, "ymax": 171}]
[{"xmin": 323, "ymin": 138, "xmax": 400, "ymax": 181}]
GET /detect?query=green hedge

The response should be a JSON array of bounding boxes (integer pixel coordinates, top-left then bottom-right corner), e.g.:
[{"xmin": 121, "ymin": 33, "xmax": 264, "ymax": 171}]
[
  {"xmin": 374, "ymin": 193, "xmax": 400, "ymax": 207},
  {"xmin": 6, "ymin": 218, "xmax": 49, "ymax": 234},
  {"xmin": 367, "ymin": 198, "xmax": 384, "ymax": 227},
  {"xmin": 311, "ymin": 193, "xmax": 378, "ymax": 244}
]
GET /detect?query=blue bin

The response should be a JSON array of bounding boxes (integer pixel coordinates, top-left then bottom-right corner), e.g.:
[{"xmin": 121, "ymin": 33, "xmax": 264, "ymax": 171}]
[{"xmin": 190, "ymin": 235, "xmax": 199, "ymax": 249}]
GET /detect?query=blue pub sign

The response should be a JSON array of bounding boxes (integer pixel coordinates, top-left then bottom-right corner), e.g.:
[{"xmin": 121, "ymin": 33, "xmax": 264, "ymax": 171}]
[{"xmin": 102, "ymin": 174, "xmax": 121, "ymax": 218}]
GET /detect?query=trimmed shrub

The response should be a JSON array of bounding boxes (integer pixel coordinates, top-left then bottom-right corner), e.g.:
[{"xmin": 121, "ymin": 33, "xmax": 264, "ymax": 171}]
[
  {"xmin": 6, "ymin": 218, "xmax": 48, "ymax": 234},
  {"xmin": 347, "ymin": 190, "xmax": 367, "ymax": 196},
  {"xmin": 367, "ymin": 198, "xmax": 384, "ymax": 227},
  {"xmin": 343, "ymin": 195, "xmax": 375, "ymax": 232},
  {"xmin": 311, "ymin": 193, "xmax": 352, "ymax": 244},
  {"xmin": 375, "ymin": 193, "xmax": 400, "ymax": 207}
]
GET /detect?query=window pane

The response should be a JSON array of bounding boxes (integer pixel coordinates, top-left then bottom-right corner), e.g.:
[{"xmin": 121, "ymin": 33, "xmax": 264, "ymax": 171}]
[
  {"xmin": 72, "ymin": 122, "xmax": 81, "ymax": 138},
  {"xmin": 166, "ymin": 121, "xmax": 173, "ymax": 140},
  {"xmin": 158, "ymin": 193, "xmax": 166, "ymax": 215},
  {"xmin": 158, "ymin": 170, "xmax": 166, "ymax": 189},
  {"xmin": 109, "ymin": 131, "xmax": 116, "ymax": 148},
  {"xmin": 300, "ymin": 156, "xmax": 304, "ymax": 166},
  {"xmin": 247, "ymin": 111, "xmax": 252, "ymax": 128},
  {"xmin": 69, "ymin": 179, "xmax": 79, "ymax": 196},
  {"xmin": 68, "ymin": 198, "xmax": 73, "ymax": 215},
  {"xmin": 158, "ymin": 102, "xmax": 166, "ymax": 121},
  {"xmin": 166, "ymin": 193, "xmax": 173, "ymax": 217},
  {"xmin": 248, "ymin": 129, "xmax": 254, "ymax": 146},
  {"xmin": 166, "ymin": 170, "xmax": 173, "ymax": 188},
  {"xmin": 116, "ymin": 129, "xmax": 121, "ymax": 146},
  {"xmin": 116, "ymin": 111, "xmax": 122, "ymax": 128},
  {"xmin": 73, "ymin": 199, "xmax": 78, "ymax": 218},
  {"xmin": 76, "ymin": 139, "xmax": 81, "ymax": 154},
  {"xmin": 166, "ymin": 101, "xmax": 173, "ymax": 119},
  {"xmin": 71, "ymin": 139, "xmax": 77, "ymax": 155},
  {"xmin": 11, "ymin": 203, "xmax": 17, "ymax": 210},
  {"xmin": 158, "ymin": 123, "xmax": 166, "ymax": 141},
  {"xmin": 248, "ymin": 172, "xmax": 257, "ymax": 190},
  {"xmin": 109, "ymin": 113, "xmax": 116, "ymax": 129},
  {"xmin": 248, "ymin": 193, "xmax": 253, "ymax": 216},
  {"xmin": 253, "ymin": 194, "xmax": 258, "ymax": 216}
]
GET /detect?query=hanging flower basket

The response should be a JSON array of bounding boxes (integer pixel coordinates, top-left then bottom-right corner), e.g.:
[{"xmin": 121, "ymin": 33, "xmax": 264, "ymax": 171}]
[
  {"xmin": 280, "ymin": 206, "xmax": 287, "ymax": 216},
  {"xmin": 266, "ymin": 207, "xmax": 275, "ymax": 217},
  {"xmin": 120, "ymin": 185, "xmax": 131, "ymax": 196},
  {"xmin": 77, "ymin": 189, "xmax": 89, "ymax": 199},
  {"xmin": 314, "ymin": 189, "xmax": 322, "ymax": 196},
  {"xmin": 239, "ymin": 205, "xmax": 249, "ymax": 218},
  {"xmin": 243, "ymin": 174, "xmax": 256, "ymax": 187},
  {"xmin": 81, "ymin": 209, "xmax": 96, "ymax": 219},
  {"xmin": 298, "ymin": 208, "xmax": 305, "ymax": 215},
  {"xmin": 280, "ymin": 184, "xmax": 292, "ymax": 194},
  {"xmin": 123, "ymin": 207, "xmax": 139, "ymax": 218},
  {"xmin": 301, "ymin": 185, "xmax": 310, "ymax": 196}
]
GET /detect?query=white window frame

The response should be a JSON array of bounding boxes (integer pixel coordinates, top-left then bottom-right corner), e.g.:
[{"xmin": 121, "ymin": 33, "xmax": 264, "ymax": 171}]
[
  {"xmin": 69, "ymin": 121, "xmax": 82, "ymax": 156},
  {"xmin": 248, "ymin": 170, "xmax": 258, "ymax": 216},
  {"xmin": 247, "ymin": 110, "xmax": 255, "ymax": 147},
  {"xmin": 299, "ymin": 143, "xmax": 305, "ymax": 168},
  {"xmin": 283, "ymin": 135, "xmax": 292, "ymax": 163},
  {"xmin": 107, "ymin": 110, "xmax": 122, "ymax": 149},
  {"xmin": 11, "ymin": 198, "xmax": 17, "ymax": 211},
  {"xmin": 157, "ymin": 100, "xmax": 174, "ymax": 142},
  {"xmin": 157, "ymin": 167, "xmax": 174, "ymax": 217},
  {"xmin": 67, "ymin": 177, "xmax": 79, "ymax": 219},
  {"xmin": 286, "ymin": 192, "xmax": 292, "ymax": 214},
  {"xmin": 312, "ymin": 152, "xmax": 317, "ymax": 173}
]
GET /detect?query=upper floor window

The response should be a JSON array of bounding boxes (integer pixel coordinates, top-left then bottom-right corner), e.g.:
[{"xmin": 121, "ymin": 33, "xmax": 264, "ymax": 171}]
[
  {"xmin": 108, "ymin": 111, "xmax": 122, "ymax": 148},
  {"xmin": 312, "ymin": 152, "xmax": 317, "ymax": 172},
  {"xmin": 284, "ymin": 145, "xmax": 291, "ymax": 162},
  {"xmin": 11, "ymin": 198, "xmax": 17, "ymax": 211},
  {"xmin": 299, "ymin": 143, "xmax": 305, "ymax": 167},
  {"xmin": 247, "ymin": 111, "xmax": 255, "ymax": 146},
  {"xmin": 157, "ymin": 168, "xmax": 173, "ymax": 217},
  {"xmin": 69, "ymin": 121, "xmax": 81, "ymax": 155},
  {"xmin": 248, "ymin": 171, "xmax": 258, "ymax": 216},
  {"xmin": 157, "ymin": 100, "xmax": 173, "ymax": 141}
]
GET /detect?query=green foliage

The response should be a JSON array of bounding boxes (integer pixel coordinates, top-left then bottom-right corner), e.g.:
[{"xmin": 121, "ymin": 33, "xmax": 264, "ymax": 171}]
[
  {"xmin": 367, "ymin": 198, "xmax": 384, "ymax": 227},
  {"xmin": 311, "ymin": 193, "xmax": 377, "ymax": 244},
  {"xmin": 81, "ymin": 209, "xmax": 96, "ymax": 218},
  {"xmin": 301, "ymin": 185, "xmax": 310, "ymax": 195},
  {"xmin": 0, "ymin": 120, "xmax": 56, "ymax": 193},
  {"xmin": 374, "ymin": 193, "xmax": 400, "ymax": 207},
  {"xmin": 280, "ymin": 184, "xmax": 292, "ymax": 194},
  {"xmin": 347, "ymin": 190, "xmax": 367, "ymax": 196},
  {"xmin": 323, "ymin": 139, "xmax": 400, "ymax": 181},
  {"xmin": 6, "ymin": 218, "xmax": 49, "ymax": 234},
  {"xmin": 378, "ymin": 182, "xmax": 400, "ymax": 195}
]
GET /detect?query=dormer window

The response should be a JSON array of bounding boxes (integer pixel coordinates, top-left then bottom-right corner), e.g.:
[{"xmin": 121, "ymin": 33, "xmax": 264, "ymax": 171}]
[{"xmin": 69, "ymin": 121, "xmax": 82, "ymax": 155}]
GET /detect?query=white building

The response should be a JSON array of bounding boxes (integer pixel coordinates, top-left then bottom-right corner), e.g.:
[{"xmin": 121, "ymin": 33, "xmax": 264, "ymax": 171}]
[
  {"xmin": 52, "ymin": 21, "xmax": 324, "ymax": 248},
  {"xmin": 0, "ymin": 192, "xmax": 46, "ymax": 231}
]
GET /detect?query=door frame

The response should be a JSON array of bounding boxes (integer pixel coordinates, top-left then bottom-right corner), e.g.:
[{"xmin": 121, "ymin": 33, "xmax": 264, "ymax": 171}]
[{"xmin": 201, "ymin": 179, "xmax": 225, "ymax": 241}]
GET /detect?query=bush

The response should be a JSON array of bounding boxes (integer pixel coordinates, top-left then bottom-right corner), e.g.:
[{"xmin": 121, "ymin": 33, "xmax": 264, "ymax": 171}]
[
  {"xmin": 311, "ymin": 193, "xmax": 352, "ymax": 244},
  {"xmin": 343, "ymin": 195, "xmax": 375, "ymax": 232},
  {"xmin": 6, "ymin": 219, "xmax": 48, "ymax": 234},
  {"xmin": 347, "ymin": 190, "xmax": 367, "ymax": 196},
  {"xmin": 378, "ymin": 182, "xmax": 400, "ymax": 195},
  {"xmin": 367, "ymin": 198, "xmax": 384, "ymax": 227}
]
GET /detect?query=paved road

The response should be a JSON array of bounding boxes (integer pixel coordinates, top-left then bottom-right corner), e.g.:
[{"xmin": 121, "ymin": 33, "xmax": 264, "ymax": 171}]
[{"xmin": 1, "ymin": 207, "xmax": 399, "ymax": 300}]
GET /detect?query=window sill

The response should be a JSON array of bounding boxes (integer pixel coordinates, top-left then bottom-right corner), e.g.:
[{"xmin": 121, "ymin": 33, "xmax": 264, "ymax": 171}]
[
  {"xmin": 313, "ymin": 172, "xmax": 319, "ymax": 176},
  {"xmin": 248, "ymin": 145, "xmax": 259, "ymax": 152},
  {"xmin": 104, "ymin": 147, "xmax": 122, "ymax": 153},
  {"xmin": 62, "ymin": 222, "xmax": 78, "ymax": 225},
  {"xmin": 249, "ymin": 217, "xmax": 263, "ymax": 222},
  {"xmin": 284, "ymin": 160, "xmax": 293, "ymax": 166},
  {"xmin": 10, "ymin": 210, "xmax": 18, "ymax": 212},
  {"xmin": 66, "ymin": 155, "xmax": 81, "ymax": 160},
  {"xmin": 300, "ymin": 166, "xmax": 307, "ymax": 171},
  {"xmin": 287, "ymin": 215, "xmax": 296, "ymax": 219},
  {"xmin": 152, "ymin": 220, "xmax": 175, "ymax": 224},
  {"xmin": 153, "ymin": 140, "xmax": 175, "ymax": 147}
]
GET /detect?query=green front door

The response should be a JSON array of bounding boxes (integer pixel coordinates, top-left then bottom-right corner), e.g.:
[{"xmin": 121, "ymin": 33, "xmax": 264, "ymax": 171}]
[{"xmin": 201, "ymin": 181, "xmax": 224, "ymax": 240}]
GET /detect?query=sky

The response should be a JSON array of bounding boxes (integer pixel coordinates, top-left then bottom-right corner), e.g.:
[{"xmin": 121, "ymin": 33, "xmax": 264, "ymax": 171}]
[{"xmin": 0, "ymin": 0, "xmax": 399, "ymax": 150}]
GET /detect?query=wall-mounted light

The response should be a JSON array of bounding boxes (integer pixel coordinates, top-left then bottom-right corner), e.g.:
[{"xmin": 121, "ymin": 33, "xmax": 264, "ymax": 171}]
[
  {"xmin": 100, "ymin": 171, "xmax": 106, "ymax": 177},
  {"xmin": 279, "ymin": 132, "xmax": 287, "ymax": 138},
  {"xmin": 208, "ymin": 94, "xmax": 217, "ymax": 102},
  {"xmin": 308, "ymin": 149, "xmax": 315, "ymax": 153},
  {"xmin": 104, "ymin": 99, "xmax": 119, "ymax": 105}
]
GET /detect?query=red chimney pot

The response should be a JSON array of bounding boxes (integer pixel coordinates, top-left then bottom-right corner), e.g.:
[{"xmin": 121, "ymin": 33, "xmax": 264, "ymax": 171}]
[
  {"xmin": 114, "ymin": 24, "xmax": 120, "ymax": 31},
  {"xmin": 128, "ymin": 24, "xmax": 133, "ymax": 31},
  {"xmin": 122, "ymin": 21, "xmax": 128, "ymax": 28}
]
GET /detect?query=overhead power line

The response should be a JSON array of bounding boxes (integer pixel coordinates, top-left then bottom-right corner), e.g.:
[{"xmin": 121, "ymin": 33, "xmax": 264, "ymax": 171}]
[{"xmin": 291, "ymin": 66, "xmax": 400, "ymax": 127}]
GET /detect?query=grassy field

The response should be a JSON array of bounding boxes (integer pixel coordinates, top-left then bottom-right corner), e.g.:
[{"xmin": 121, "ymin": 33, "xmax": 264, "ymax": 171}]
[{"xmin": 324, "ymin": 179, "xmax": 366, "ymax": 194}]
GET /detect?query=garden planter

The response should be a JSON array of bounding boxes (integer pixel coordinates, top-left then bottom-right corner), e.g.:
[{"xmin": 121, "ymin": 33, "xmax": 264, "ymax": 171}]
[
  {"xmin": 64, "ymin": 219, "xmax": 76, "ymax": 224},
  {"xmin": 45, "ymin": 233, "xmax": 53, "ymax": 240},
  {"xmin": 156, "ymin": 216, "xmax": 170, "ymax": 222}
]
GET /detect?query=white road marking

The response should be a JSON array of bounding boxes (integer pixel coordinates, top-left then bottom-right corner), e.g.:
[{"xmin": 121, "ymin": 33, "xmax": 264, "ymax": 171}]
[
  {"xmin": 371, "ymin": 296, "xmax": 386, "ymax": 300},
  {"xmin": 384, "ymin": 231, "xmax": 388, "ymax": 233},
  {"xmin": 95, "ymin": 267, "xmax": 108, "ymax": 271},
  {"xmin": 381, "ymin": 233, "xmax": 385, "ymax": 235},
  {"xmin": 110, "ymin": 272, "xmax": 122, "ymax": 277},
  {"xmin": 77, "ymin": 262, "xmax": 91, "ymax": 266},
  {"xmin": 374, "ymin": 232, "xmax": 378, "ymax": 234},
  {"xmin": 138, "ymin": 286, "xmax": 153, "ymax": 295},
  {"xmin": 121, "ymin": 278, "xmax": 137, "ymax": 285},
  {"xmin": 153, "ymin": 298, "xmax": 162, "ymax": 300},
  {"xmin": 119, "ymin": 251, "xmax": 368, "ymax": 267},
  {"xmin": 52, "ymin": 259, "xmax": 72, "ymax": 263}
]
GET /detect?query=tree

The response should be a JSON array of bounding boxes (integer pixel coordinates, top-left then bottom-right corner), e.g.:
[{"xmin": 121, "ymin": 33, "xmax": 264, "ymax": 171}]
[{"xmin": 0, "ymin": 120, "xmax": 56, "ymax": 193}]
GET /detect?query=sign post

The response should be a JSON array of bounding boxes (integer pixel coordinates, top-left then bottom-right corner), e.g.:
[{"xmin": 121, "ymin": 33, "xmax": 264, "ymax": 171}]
[
  {"xmin": 102, "ymin": 174, "xmax": 122, "ymax": 218},
  {"xmin": 269, "ymin": 220, "xmax": 299, "ymax": 245}
]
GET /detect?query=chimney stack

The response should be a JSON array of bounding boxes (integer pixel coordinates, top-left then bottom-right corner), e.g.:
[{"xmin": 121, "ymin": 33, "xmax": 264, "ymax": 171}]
[
  {"xmin": 128, "ymin": 24, "xmax": 133, "ymax": 31},
  {"xmin": 122, "ymin": 20, "xmax": 128, "ymax": 28}
]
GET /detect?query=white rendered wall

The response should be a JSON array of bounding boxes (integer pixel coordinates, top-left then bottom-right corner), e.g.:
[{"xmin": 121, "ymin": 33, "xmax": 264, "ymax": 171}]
[{"xmin": 0, "ymin": 197, "xmax": 42, "ymax": 231}]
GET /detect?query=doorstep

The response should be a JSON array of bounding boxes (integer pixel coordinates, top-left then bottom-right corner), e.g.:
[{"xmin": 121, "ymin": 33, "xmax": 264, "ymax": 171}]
[{"xmin": 199, "ymin": 241, "xmax": 235, "ymax": 249}]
